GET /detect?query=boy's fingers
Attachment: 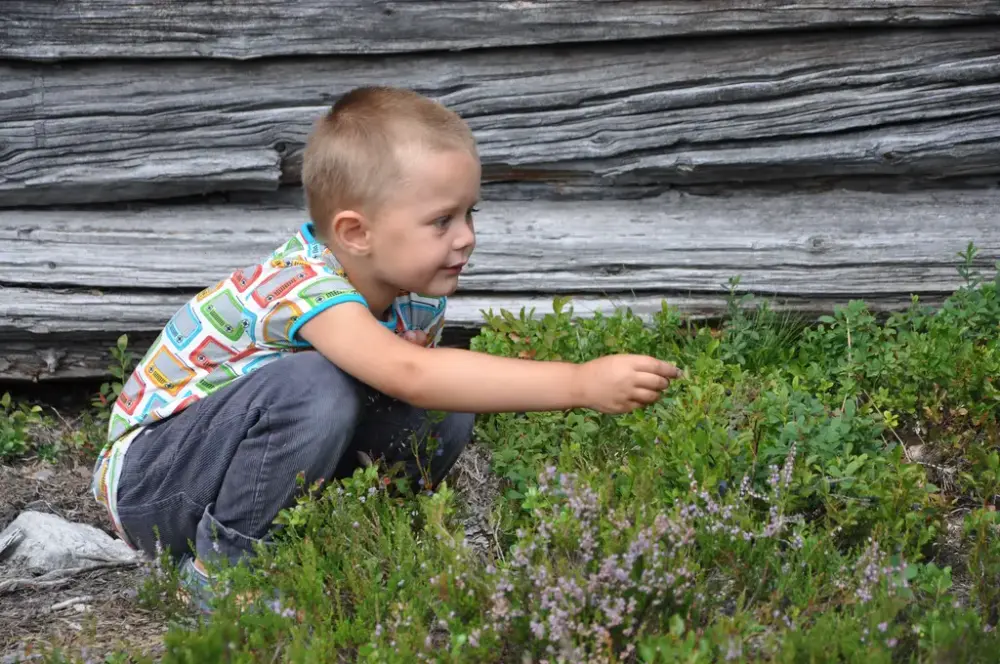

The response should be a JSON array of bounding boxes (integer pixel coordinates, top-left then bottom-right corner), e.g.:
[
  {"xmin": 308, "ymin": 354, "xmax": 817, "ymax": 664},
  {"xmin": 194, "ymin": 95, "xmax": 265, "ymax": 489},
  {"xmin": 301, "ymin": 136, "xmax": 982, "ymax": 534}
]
[
  {"xmin": 660, "ymin": 362, "xmax": 684, "ymax": 379},
  {"xmin": 635, "ymin": 372, "xmax": 671, "ymax": 392},
  {"xmin": 402, "ymin": 330, "xmax": 428, "ymax": 345},
  {"xmin": 634, "ymin": 356, "xmax": 684, "ymax": 379},
  {"xmin": 632, "ymin": 388, "xmax": 661, "ymax": 404}
]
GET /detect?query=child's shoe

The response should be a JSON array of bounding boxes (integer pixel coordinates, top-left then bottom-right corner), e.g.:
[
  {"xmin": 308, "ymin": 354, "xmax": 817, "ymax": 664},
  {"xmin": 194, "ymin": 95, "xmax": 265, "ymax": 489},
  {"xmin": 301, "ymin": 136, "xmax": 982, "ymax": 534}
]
[
  {"xmin": 176, "ymin": 555, "xmax": 303, "ymax": 621},
  {"xmin": 177, "ymin": 555, "xmax": 217, "ymax": 615}
]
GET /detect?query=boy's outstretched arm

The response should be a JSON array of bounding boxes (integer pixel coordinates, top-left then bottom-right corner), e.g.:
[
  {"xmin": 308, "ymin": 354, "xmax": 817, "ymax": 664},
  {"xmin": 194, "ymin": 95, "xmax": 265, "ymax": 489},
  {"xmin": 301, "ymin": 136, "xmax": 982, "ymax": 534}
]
[{"xmin": 298, "ymin": 302, "xmax": 682, "ymax": 414}]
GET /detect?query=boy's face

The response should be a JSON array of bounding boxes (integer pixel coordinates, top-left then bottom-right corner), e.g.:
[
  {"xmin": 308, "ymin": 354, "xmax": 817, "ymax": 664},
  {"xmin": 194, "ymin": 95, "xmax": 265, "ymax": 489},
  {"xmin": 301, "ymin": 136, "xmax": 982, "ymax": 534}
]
[{"xmin": 368, "ymin": 146, "xmax": 480, "ymax": 297}]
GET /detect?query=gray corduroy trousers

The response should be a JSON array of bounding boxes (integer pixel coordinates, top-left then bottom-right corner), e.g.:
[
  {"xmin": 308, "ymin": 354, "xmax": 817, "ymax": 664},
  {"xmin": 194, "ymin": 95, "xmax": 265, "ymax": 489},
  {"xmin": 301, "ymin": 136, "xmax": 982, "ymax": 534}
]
[{"xmin": 114, "ymin": 351, "xmax": 474, "ymax": 564}]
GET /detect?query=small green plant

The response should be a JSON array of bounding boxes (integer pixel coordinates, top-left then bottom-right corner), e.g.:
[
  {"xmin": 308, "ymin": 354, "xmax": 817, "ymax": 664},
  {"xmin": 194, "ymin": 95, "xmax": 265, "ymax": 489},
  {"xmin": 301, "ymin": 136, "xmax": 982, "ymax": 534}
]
[
  {"xmin": 964, "ymin": 508, "xmax": 1000, "ymax": 625},
  {"xmin": 93, "ymin": 334, "xmax": 135, "ymax": 419},
  {"xmin": 0, "ymin": 391, "xmax": 43, "ymax": 460},
  {"xmin": 719, "ymin": 275, "xmax": 807, "ymax": 371},
  {"xmin": 957, "ymin": 241, "xmax": 983, "ymax": 287}
]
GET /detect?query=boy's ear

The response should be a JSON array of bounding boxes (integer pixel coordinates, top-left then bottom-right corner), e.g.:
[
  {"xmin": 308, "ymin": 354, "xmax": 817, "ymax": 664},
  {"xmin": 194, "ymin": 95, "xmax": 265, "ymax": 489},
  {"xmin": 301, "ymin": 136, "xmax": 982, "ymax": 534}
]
[{"xmin": 329, "ymin": 209, "xmax": 372, "ymax": 256}]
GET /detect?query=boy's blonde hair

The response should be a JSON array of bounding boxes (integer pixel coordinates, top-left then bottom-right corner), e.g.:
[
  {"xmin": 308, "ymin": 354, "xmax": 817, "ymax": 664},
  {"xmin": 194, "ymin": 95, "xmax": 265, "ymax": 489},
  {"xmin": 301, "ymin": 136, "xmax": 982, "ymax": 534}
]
[{"xmin": 302, "ymin": 86, "xmax": 478, "ymax": 229}]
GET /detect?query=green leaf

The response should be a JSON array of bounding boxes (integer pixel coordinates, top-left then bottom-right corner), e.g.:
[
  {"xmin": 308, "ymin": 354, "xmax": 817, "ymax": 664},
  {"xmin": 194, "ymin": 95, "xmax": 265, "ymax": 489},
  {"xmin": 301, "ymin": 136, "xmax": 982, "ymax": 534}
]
[
  {"xmin": 844, "ymin": 454, "xmax": 868, "ymax": 476},
  {"xmin": 669, "ymin": 613, "xmax": 685, "ymax": 637}
]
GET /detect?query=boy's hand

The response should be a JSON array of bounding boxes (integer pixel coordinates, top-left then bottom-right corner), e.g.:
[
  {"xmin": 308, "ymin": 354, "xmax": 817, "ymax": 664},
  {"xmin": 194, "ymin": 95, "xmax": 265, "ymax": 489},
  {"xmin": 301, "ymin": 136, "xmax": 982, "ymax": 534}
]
[
  {"xmin": 576, "ymin": 355, "xmax": 682, "ymax": 414},
  {"xmin": 402, "ymin": 330, "xmax": 429, "ymax": 346}
]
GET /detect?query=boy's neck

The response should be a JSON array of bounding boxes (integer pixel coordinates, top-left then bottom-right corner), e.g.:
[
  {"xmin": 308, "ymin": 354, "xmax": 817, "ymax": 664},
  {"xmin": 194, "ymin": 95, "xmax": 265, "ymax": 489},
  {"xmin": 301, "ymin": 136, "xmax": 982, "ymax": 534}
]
[{"xmin": 333, "ymin": 253, "xmax": 397, "ymax": 321}]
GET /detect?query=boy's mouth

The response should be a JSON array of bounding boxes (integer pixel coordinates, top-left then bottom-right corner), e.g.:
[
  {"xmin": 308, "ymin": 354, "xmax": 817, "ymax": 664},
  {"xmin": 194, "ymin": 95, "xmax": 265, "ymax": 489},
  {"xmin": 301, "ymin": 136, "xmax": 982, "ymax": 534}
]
[{"xmin": 443, "ymin": 261, "xmax": 467, "ymax": 274}]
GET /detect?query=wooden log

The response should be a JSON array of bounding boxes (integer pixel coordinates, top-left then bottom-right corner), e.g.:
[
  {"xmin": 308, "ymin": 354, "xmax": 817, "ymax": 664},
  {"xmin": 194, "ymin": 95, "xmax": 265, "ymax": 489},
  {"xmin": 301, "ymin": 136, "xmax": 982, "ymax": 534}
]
[
  {"xmin": 0, "ymin": 292, "xmax": 669, "ymax": 382},
  {"xmin": 2, "ymin": 1, "xmax": 997, "ymax": 61},
  {"xmin": 2, "ymin": 191, "xmax": 999, "ymax": 296},
  {"xmin": 1, "ymin": 328, "xmax": 491, "ymax": 384},
  {"xmin": 0, "ymin": 290, "xmax": 924, "ymax": 382},
  {"xmin": 3, "ymin": 28, "xmax": 1000, "ymax": 206},
  {"xmin": 0, "ymin": 289, "xmax": 678, "ymax": 336},
  {"xmin": 4, "ymin": 189, "xmax": 998, "ymax": 381}
]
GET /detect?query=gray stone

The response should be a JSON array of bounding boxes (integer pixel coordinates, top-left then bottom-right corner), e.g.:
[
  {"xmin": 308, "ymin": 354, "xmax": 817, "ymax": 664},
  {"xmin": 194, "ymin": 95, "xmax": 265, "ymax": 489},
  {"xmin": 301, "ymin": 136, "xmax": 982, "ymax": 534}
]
[
  {"xmin": 30, "ymin": 469, "xmax": 55, "ymax": 482},
  {"xmin": 0, "ymin": 511, "xmax": 139, "ymax": 575}
]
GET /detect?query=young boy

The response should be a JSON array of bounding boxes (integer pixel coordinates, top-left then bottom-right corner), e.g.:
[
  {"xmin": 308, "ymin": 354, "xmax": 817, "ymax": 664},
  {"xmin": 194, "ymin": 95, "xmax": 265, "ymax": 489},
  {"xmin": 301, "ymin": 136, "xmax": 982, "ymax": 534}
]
[{"xmin": 91, "ymin": 86, "xmax": 681, "ymax": 608}]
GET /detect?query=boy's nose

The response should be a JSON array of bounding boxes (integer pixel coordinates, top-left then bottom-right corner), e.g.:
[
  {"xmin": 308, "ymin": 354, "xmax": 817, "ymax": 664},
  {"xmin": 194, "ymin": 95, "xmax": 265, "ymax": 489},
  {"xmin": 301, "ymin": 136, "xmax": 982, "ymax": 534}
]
[{"xmin": 453, "ymin": 222, "xmax": 475, "ymax": 251}]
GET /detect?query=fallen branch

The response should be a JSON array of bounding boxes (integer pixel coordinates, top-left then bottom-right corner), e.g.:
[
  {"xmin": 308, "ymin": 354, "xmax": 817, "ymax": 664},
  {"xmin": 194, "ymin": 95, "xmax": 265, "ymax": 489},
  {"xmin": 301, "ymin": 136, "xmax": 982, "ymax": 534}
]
[
  {"xmin": 0, "ymin": 560, "xmax": 142, "ymax": 594},
  {"xmin": 0, "ymin": 576, "xmax": 73, "ymax": 593},
  {"xmin": 49, "ymin": 594, "xmax": 94, "ymax": 611}
]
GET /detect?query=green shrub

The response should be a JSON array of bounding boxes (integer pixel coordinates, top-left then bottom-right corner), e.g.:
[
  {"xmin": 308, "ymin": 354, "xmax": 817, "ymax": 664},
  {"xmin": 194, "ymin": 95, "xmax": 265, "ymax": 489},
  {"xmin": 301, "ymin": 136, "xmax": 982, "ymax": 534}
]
[
  {"xmin": 0, "ymin": 391, "xmax": 43, "ymax": 461},
  {"xmin": 36, "ymin": 256, "xmax": 1000, "ymax": 662}
]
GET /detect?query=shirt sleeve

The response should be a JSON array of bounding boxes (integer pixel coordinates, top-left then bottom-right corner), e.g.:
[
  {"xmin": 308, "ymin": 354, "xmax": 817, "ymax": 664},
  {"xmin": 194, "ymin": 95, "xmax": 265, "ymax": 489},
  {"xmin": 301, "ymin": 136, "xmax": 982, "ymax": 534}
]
[
  {"xmin": 241, "ymin": 257, "xmax": 367, "ymax": 348},
  {"xmin": 398, "ymin": 294, "xmax": 447, "ymax": 348},
  {"xmin": 426, "ymin": 303, "xmax": 447, "ymax": 348}
]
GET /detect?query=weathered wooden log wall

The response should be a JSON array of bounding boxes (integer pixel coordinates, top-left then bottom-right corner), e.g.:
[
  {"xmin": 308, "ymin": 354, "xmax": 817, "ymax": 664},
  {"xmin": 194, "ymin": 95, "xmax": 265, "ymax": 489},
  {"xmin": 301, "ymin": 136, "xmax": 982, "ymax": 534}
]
[{"xmin": 2, "ymin": 2, "xmax": 1000, "ymax": 381}]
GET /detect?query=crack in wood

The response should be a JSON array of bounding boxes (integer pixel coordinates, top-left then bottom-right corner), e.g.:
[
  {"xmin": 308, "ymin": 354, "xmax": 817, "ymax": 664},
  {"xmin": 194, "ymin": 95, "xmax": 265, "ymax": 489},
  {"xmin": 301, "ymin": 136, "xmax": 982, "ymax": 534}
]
[
  {"xmin": 3, "ymin": 26, "xmax": 999, "ymax": 205},
  {"xmin": 4, "ymin": 2, "xmax": 998, "ymax": 61}
]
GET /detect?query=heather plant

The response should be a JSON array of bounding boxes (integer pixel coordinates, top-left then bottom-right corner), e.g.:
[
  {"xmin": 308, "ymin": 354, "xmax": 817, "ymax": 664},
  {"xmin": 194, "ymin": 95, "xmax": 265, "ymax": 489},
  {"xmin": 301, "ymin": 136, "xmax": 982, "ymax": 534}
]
[{"xmin": 132, "ymin": 444, "xmax": 992, "ymax": 663}]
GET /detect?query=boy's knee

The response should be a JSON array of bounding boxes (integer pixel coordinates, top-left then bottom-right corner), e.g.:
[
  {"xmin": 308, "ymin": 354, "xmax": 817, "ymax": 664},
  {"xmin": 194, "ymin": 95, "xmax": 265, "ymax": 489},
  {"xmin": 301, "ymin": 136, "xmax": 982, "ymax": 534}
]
[
  {"xmin": 428, "ymin": 413, "xmax": 476, "ymax": 474},
  {"xmin": 419, "ymin": 412, "xmax": 474, "ymax": 487},
  {"xmin": 436, "ymin": 412, "xmax": 475, "ymax": 455}
]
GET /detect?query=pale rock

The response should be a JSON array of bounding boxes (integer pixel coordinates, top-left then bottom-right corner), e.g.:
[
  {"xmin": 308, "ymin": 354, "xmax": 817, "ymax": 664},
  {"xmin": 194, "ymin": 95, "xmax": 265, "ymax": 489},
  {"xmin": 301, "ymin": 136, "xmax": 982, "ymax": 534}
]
[
  {"xmin": 0, "ymin": 511, "xmax": 139, "ymax": 575},
  {"xmin": 31, "ymin": 468, "xmax": 55, "ymax": 482}
]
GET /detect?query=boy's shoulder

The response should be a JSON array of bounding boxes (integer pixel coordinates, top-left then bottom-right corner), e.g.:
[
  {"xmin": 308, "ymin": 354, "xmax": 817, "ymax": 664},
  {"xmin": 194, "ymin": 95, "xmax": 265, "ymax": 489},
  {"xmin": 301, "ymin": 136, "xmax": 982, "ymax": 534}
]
[
  {"xmin": 104, "ymin": 224, "xmax": 363, "ymax": 440},
  {"xmin": 269, "ymin": 222, "xmax": 327, "ymax": 263},
  {"xmin": 271, "ymin": 223, "xmax": 447, "ymax": 315},
  {"xmin": 109, "ymin": 223, "xmax": 450, "ymax": 438}
]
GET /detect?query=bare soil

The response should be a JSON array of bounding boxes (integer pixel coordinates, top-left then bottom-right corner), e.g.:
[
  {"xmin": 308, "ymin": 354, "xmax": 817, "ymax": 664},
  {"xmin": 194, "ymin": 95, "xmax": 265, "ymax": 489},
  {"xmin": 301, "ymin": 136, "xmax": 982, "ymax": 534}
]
[
  {"xmin": 450, "ymin": 443, "xmax": 505, "ymax": 562},
  {"xmin": 0, "ymin": 461, "xmax": 167, "ymax": 663}
]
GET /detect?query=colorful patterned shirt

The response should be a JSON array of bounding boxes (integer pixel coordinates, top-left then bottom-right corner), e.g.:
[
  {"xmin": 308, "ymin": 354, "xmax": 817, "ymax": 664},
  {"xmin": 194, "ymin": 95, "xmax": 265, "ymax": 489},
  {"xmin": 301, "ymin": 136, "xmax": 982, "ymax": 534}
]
[{"xmin": 91, "ymin": 222, "xmax": 446, "ymax": 547}]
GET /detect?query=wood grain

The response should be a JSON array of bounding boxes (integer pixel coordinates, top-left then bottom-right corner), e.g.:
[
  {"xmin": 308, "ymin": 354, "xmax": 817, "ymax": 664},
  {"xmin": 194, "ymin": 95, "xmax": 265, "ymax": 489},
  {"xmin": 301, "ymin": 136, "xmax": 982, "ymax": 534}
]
[
  {"xmin": 3, "ymin": 188, "xmax": 997, "ymax": 379},
  {"xmin": 3, "ymin": 191, "xmax": 998, "ymax": 296},
  {"xmin": 3, "ymin": 1, "xmax": 997, "ymax": 60},
  {"xmin": 1, "ymin": 289, "xmax": 924, "ymax": 381},
  {"xmin": 3, "ymin": 28, "xmax": 999, "ymax": 205}
]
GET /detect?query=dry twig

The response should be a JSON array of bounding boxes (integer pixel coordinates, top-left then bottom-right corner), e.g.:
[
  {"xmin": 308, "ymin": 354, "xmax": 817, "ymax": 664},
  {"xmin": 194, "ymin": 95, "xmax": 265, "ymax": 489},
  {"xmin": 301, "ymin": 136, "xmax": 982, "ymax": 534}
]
[
  {"xmin": 0, "ymin": 560, "xmax": 141, "ymax": 594},
  {"xmin": 49, "ymin": 595, "xmax": 94, "ymax": 611}
]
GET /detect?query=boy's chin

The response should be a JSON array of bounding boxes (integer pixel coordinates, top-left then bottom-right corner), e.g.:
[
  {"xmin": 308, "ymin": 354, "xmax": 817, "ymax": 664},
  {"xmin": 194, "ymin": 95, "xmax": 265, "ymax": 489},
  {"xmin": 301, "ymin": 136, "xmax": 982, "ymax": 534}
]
[
  {"xmin": 421, "ymin": 284, "xmax": 459, "ymax": 298},
  {"xmin": 416, "ymin": 276, "xmax": 460, "ymax": 298}
]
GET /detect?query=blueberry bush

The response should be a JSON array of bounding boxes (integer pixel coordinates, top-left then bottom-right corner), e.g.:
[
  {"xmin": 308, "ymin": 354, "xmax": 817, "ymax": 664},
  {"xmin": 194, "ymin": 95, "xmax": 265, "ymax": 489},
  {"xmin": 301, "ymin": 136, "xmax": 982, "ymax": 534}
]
[{"xmin": 31, "ymin": 250, "xmax": 1000, "ymax": 662}]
